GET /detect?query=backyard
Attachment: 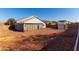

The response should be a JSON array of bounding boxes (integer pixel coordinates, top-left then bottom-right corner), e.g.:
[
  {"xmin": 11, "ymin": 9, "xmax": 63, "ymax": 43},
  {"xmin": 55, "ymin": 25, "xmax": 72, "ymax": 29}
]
[
  {"xmin": 0, "ymin": 23, "xmax": 64, "ymax": 50},
  {"xmin": 0, "ymin": 23, "xmax": 78, "ymax": 51}
]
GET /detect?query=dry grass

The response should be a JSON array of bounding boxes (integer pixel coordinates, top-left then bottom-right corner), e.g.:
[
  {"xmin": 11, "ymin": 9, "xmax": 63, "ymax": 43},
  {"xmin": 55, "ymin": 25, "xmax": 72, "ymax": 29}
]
[{"xmin": 0, "ymin": 23, "xmax": 64, "ymax": 51}]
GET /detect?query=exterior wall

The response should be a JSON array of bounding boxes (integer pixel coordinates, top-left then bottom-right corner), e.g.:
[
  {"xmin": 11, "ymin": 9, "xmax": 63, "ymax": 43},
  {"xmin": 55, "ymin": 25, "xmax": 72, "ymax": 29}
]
[
  {"xmin": 58, "ymin": 24, "xmax": 65, "ymax": 29},
  {"xmin": 58, "ymin": 22, "xmax": 68, "ymax": 29},
  {"xmin": 24, "ymin": 23, "xmax": 45, "ymax": 31},
  {"xmin": 15, "ymin": 23, "xmax": 23, "ymax": 31},
  {"xmin": 43, "ymin": 23, "xmax": 46, "ymax": 28}
]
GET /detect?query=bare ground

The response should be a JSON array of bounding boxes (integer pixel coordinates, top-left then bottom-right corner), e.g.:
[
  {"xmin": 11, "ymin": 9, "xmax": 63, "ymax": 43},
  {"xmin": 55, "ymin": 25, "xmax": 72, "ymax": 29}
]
[
  {"xmin": 0, "ymin": 24, "xmax": 64, "ymax": 51},
  {"xmin": 42, "ymin": 23, "xmax": 78, "ymax": 51}
]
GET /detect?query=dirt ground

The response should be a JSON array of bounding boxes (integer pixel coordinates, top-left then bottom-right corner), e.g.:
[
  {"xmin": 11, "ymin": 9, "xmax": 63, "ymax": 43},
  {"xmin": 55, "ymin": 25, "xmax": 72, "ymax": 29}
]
[
  {"xmin": 0, "ymin": 23, "xmax": 64, "ymax": 51},
  {"xmin": 42, "ymin": 23, "xmax": 78, "ymax": 51},
  {"xmin": 0, "ymin": 23, "xmax": 78, "ymax": 51}
]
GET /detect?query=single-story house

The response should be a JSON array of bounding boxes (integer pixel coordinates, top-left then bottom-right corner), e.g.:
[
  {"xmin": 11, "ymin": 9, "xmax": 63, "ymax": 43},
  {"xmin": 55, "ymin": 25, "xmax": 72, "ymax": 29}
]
[
  {"xmin": 57, "ymin": 20, "xmax": 68, "ymax": 29},
  {"xmin": 15, "ymin": 16, "xmax": 46, "ymax": 31}
]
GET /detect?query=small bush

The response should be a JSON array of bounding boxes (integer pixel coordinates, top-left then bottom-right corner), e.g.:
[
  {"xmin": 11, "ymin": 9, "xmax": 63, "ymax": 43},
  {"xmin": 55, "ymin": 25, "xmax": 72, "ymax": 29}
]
[{"xmin": 5, "ymin": 18, "xmax": 16, "ymax": 25}]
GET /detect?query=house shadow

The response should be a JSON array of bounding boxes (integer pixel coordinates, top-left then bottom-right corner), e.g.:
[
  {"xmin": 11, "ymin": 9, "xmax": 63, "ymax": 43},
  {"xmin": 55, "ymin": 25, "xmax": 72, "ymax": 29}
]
[{"xmin": 8, "ymin": 25, "xmax": 23, "ymax": 32}]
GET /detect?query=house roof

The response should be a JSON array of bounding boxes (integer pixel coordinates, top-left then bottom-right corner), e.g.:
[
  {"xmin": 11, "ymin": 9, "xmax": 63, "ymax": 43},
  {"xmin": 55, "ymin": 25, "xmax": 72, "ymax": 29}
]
[{"xmin": 16, "ymin": 16, "xmax": 45, "ymax": 24}]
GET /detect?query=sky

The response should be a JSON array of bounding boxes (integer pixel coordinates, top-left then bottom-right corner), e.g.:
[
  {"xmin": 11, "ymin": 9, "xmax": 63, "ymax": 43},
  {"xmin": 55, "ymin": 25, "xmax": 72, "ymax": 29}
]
[{"xmin": 0, "ymin": 8, "xmax": 79, "ymax": 22}]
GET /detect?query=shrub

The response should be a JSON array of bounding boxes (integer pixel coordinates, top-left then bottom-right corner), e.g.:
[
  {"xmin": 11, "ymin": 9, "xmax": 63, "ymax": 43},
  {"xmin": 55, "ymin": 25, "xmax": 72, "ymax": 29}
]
[{"xmin": 5, "ymin": 18, "xmax": 16, "ymax": 25}]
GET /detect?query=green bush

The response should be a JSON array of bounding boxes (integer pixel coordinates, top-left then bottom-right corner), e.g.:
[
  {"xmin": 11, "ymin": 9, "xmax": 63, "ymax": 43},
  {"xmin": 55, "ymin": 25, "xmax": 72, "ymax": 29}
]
[{"xmin": 5, "ymin": 18, "xmax": 16, "ymax": 25}]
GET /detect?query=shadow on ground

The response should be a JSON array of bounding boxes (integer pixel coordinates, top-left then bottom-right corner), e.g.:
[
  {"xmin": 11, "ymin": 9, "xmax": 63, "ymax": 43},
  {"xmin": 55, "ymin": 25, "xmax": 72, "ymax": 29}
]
[{"xmin": 8, "ymin": 25, "xmax": 23, "ymax": 32}]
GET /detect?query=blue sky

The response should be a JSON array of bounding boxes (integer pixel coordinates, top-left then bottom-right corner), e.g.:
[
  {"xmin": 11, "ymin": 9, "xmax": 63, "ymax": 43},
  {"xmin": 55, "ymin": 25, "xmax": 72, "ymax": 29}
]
[{"xmin": 0, "ymin": 8, "xmax": 79, "ymax": 22}]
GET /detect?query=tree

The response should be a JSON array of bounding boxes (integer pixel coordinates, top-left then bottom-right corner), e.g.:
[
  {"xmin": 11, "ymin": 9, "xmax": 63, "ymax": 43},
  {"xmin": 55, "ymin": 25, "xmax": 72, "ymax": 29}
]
[{"xmin": 5, "ymin": 18, "xmax": 16, "ymax": 25}]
